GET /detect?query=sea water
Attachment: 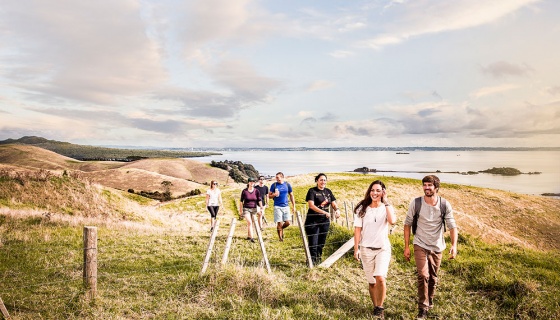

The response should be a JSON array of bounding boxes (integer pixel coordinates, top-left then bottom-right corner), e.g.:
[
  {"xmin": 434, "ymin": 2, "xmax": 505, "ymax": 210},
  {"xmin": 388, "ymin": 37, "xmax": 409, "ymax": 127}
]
[{"xmin": 200, "ymin": 150, "xmax": 560, "ymax": 196}]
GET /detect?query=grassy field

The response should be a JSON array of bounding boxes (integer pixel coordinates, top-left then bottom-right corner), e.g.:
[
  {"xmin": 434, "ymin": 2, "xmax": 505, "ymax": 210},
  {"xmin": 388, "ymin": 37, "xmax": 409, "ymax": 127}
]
[{"xmin": 1, "ymin": 171, "xmax": 560, "ymax": 319}]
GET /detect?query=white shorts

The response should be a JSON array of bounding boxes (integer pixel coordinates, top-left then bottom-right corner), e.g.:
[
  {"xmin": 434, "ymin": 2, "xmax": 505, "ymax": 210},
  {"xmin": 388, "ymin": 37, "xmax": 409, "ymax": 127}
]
[
  {"xmin": 360, "ymin": 246, "xmax": 391, "ymax": 284},
  {"xmin": 273, "ymin": 206, "xmax": 291, "ymax": 223}
]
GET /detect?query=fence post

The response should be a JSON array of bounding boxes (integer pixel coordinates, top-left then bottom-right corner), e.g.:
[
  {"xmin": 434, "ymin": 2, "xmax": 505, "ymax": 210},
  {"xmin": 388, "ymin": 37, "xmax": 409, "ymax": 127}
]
[
  {"xmin": 252, "ymin": 215, "xmax": 271, "ymax": 273},
  {"xmin": 0, "ymin": 296, "xmax": 10, "ymax": 319},
  {"xmin": 296, "ymin": 212, "xmax": 314, "ymax": 268},
  {"xmin": 344, "ymin": 201, "xmax": 350, "ymax": 229},
  {"xmin": 220, "ymin": 218, "xmax": 237, "ymax": 266},
  {"xmin": 201, "ymin": 219, "xmax": 220, "ymax": 275},
  {"xmin": 83, "ymin": 226, "xmax": 97, "ymax": 300}
]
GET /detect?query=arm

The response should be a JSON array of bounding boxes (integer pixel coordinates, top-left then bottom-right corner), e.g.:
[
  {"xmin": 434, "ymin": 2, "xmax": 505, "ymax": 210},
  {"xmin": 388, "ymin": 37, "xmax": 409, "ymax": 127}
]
[
  {"xmin": 386, "ymin": 204, "xmax": 397, "ymax": 225},
  {"xmin": 218, "ymin": 192, "xmax": 223, "ymax": 207},
  {"xmin": 289, "ymin": 192, "xmax": 296, "ymax": 212},
  {"xmin": 331, "ymin": 200, "xmax": 340, "ymax": 218},
  {"xmin": 449, "ymin": 227, "xmax": 458, "ymax": 259},
  {"xmin": 353, "ymin": 227, "xmax": 362, "ymax": 261},
  {"xmin": 307, "ymin": 200, "xmax": 330, "ymax": 217},
  {"xmin": 404, "ymin": 224, "xmax": 411, "ymax": 262},
  {"xmin": 205, "ymin": 193, "xmax": 210, "ymax": 207}
]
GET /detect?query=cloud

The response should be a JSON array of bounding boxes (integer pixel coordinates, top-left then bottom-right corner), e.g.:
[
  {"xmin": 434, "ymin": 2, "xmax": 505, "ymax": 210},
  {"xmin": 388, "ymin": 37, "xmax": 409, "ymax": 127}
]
[
  {"xmin": 471, "ymin": 83, "xmax": 520, "ymax": 98},
  {"xmin": 0, "ymin": 1, "xmax": 166, "ymax": 105},
  {"xmin": 480, "ymin": 61, "xmax": 533, "ymax": 78},
  {"xmin": 306, "ymin": 80, "xmax": 335, "ymax": 92},
  {"xmin": 206, "ymin": 59, "xmax": 281, "ymax": 101},
  {"xmin": 362, "ymin": 0, "xmax": 539, "ymax": 49},
  {"xmin": 545, "ymin": 86, "xmax": 560, "ymax": 96}
]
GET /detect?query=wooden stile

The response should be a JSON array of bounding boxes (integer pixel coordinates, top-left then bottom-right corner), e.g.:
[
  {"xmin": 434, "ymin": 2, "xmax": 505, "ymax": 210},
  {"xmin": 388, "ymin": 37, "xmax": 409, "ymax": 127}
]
[
  {"xmin": 200, "ymin": 220, "xmax": 220, "ymax": 275},
  {"xmin": 252, "ymin": 215, "xmax": 271, "ymax": 273},
  {"xmin": 296, "ymin": 212, "xmax": 314, "ymax": 268},
  {"xmin": 319, "ymin": 237, "xmax": 354, "ymax": 268},
  {"xmin": 220, "ymin": 218, "xmax": 237, "ymax": 266}
]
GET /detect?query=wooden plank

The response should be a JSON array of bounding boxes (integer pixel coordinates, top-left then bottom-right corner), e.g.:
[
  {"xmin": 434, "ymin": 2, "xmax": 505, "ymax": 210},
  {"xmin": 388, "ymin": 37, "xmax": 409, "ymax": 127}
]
[
  {"xmin": 296, "ymin": 212, "xmax": 314, "ymax": 268},
  {"xmin": 252, "ymin": 215, "xmax": 271, "ymax": 273},
  {"xmin": 220, "ymin": 218, "xmax": 237, "ymax": 266},
  {"xmin": 0, "ymin": 296, "xmax": 10, "ymax": 319},
  {"xmin": 200, "ymin": 220, "xmax": 220, "ymax": 275},
  {"xmin": 318, "ymin": 237, "xmax": 354, "ymax": 268}
]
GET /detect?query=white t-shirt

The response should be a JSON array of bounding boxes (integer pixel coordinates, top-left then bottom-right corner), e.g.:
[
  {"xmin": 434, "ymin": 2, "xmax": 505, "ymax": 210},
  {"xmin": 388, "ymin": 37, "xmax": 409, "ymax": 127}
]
[
  {"xmin": 354, "ymin": 205, "xmax": 390, "ymax": 249},
  {"xmin": 206, "ymin": 188, "xmax": 221, "ymax": 206}
]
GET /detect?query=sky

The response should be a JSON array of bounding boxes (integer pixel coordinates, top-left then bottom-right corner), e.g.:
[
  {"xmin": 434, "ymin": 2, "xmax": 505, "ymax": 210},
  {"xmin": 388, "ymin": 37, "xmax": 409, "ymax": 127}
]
[{"xmin": 0, "ymin": 0, "xmax": 559, "ymax": 148}]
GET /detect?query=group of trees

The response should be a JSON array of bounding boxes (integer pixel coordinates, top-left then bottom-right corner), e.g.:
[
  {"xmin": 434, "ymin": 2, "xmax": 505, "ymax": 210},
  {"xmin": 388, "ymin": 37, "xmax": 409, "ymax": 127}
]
[
  {"xmin": 210, "ymin": 160, "xmax": 259, "ymax": 183},
  {"xmin": 127, "ymin": 181, "xmax": 201, "ymax": 202}
]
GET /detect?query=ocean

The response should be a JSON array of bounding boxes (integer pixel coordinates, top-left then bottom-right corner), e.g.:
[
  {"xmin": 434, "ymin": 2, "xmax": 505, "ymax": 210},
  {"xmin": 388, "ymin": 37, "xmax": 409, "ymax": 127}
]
[{"xmin": 199, "ymin": 150, "xmax": 560, "ymax": 196}]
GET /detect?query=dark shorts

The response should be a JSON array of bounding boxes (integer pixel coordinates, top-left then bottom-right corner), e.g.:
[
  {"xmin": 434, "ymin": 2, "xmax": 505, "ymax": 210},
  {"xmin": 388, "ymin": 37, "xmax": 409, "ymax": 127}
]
[{"xmin": 207, "ymin": 206, "xmax": 219, "ymax": 218}]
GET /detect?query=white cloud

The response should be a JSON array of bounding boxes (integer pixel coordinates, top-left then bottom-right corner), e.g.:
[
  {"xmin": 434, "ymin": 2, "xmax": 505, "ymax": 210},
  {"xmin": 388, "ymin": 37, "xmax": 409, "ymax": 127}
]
[
  {"xmin": 363, "ymin": 0, "xmax": 540, "ymax": 49},
  {"xmin": 471, "ymin": 84, "xmax": 520, "ymax": 99}
]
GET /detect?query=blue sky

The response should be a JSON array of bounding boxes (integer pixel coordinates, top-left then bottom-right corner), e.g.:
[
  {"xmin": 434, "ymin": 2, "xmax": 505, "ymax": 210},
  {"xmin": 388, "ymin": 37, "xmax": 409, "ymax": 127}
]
[{"xmin": 0, "ymin": 0, "xmax": 558, "ymax": 148}]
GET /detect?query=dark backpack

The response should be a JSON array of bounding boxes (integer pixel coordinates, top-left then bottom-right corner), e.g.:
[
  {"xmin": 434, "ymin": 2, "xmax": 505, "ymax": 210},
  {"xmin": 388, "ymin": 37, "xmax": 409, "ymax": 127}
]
[{"xmin": 412, "ymin": 196, "xmax": 448, "ymax": 235}]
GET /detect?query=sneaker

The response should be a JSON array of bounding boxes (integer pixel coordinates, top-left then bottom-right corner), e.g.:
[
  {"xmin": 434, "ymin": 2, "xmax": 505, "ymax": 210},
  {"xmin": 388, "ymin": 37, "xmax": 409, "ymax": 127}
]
[
  {"xmin": 250, "ymin": 238, "xmax": 255, "ymax": 243},
  {"xmin": 246, "ymin": 237, "xmax": 252, "ymax": 240},
  {"xmin": 373, "ymin": 306, "xmax": 384, "ymax": 319},
  {"xmin": 417, "ymin": 308, "xmax": 428, "ymax": 319},
  {"xmin": 428, "ymin": 298, "xmax": 433, "ymax": 309},
  {"xmin": 210, "ymin": 227, "xmax": 213, "ymax": 232}
]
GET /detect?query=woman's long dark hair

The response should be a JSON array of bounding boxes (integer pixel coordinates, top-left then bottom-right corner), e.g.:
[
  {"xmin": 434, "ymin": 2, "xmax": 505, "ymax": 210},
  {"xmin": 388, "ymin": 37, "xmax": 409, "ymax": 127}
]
[{"xmin": 354, "ymin": 180, "xmax": 386, "ymax": 218}]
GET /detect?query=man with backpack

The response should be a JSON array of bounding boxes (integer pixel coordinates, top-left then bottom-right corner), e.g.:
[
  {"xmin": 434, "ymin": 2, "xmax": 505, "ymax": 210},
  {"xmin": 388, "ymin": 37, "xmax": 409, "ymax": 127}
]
[{"xmin": 403, "ymin": 175, "xmax": 458, "ymax": 319}]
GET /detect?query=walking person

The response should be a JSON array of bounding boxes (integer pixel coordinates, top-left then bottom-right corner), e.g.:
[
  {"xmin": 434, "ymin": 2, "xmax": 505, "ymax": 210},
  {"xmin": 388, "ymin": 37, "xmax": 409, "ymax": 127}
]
[
  {"xmin": 239, "ymin": 177, "xmax": 262, "ymax": 243},
  {"xmin": 403, "ymin": 175, "xmax": 458, "ymax": 319},
  {"xmin": 353, "ymin": 180, "xmax": 397, "ymax": 319},
  {"xmin": 269, "ymin": 172, "xmax": 295, "ymax": 241},
  {"xmin": 206, "ymin": 180, "xmax": 223, "ymax": 232},
  {"xmin": 254, "ymin": 175, "xmax": 269, "ymax": 231},
  {"xmin": 304, "ymin": 173, "xmax": 340, "ymax": 265}
]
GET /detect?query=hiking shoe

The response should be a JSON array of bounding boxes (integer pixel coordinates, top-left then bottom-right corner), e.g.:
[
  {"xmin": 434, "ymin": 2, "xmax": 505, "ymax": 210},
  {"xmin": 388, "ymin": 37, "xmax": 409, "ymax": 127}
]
[
  {"xmin": 373, "ymin": 306, "xmax": 384, "ymax": 319},
  {"xmin": 417, "ymin": 308, "xmax": 428, "ymax": 319},
  {"xmin": 250, "ymin": 238, "xmax": 255, "ymax": 243},
  {"xmin": 428, "ymin": 298, "xmax": 433, "ymax": 309},
  {"xmin": 246, "ymin": 237, "xmax": 252, "ymax": 240},
  {"xmin": 210, "ymin": 227, "xmax": 213, "ymax": 232}
]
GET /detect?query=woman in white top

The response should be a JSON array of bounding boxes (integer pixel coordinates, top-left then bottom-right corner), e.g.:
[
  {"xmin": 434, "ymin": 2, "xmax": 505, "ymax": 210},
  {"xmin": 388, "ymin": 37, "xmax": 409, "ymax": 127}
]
[
  {"xmin": 206, "ymin": 180, "xmax": 223, "ymax": 232},
  {"xmin": 353, "ymin": 180, "xmax": 397, "ymax": 319}
]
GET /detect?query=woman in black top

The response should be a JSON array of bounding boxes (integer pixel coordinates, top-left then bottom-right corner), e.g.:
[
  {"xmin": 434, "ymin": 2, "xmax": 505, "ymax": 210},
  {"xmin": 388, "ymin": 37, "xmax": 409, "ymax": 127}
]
[{"xmin": 304, "ymin": 173, "xmax": 340, "ymax": 265}]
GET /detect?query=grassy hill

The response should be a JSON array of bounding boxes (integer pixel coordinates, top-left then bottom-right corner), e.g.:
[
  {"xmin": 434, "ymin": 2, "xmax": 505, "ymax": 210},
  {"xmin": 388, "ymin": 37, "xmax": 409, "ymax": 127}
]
[
  {"xmin": 0, "ymin": 144, "xmax": 231, "ymax": 198},
  {"xmin": 0, "ymin": 136, "xmax": 219, "ymax": 160},
  {"xmin": 1, "ymin": 150, "xmax": 559, "ymax": 319}
]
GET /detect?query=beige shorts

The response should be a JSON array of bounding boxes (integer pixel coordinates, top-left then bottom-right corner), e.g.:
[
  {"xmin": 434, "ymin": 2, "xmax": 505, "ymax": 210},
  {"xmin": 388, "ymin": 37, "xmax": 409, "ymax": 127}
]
[
  {"xmin": 360, "ymin": 246, "xmax": 391, "ymax": 284},
  {"xmin": 242, "ymin": 207, "xmax": 258, "ymax": 216}
]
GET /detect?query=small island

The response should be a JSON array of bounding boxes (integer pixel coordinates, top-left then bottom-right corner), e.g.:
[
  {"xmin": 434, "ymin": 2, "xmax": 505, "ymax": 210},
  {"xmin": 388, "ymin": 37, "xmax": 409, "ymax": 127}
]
[{"xmin": 479, "ymin": 167, "xmax": 541, "ymax": 176}]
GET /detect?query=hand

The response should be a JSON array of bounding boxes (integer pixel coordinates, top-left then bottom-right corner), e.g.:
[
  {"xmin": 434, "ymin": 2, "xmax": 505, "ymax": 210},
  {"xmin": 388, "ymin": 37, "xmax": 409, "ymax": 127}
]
[
  {"xmin": 404, "ymin": 247, "xmax": 411, "ymax": 262},
  {"xmin": 354, "ymin": 250, "xmax": 361, "ymax": 261},
  {"xmin": 382, "ymin": 189, "xmax": 388, "ymax": 204},
  {"xmin": 335, "ymin": 210, "xmax": 341, "ymax": 219},
  {"xmin": 449, "ymin": 246, "xmax": 457, "ymax": 259}
]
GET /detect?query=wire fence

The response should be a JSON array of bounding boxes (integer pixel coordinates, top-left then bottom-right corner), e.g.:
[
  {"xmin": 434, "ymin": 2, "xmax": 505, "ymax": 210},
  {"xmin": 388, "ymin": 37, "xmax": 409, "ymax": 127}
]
[{"xmin": 0, "ymin": 201, "xmax": 369, "ymax": 318}]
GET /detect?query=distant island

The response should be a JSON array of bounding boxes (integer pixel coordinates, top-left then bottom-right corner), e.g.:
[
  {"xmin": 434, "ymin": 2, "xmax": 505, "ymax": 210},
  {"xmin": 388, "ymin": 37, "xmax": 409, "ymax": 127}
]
[{"xmin": 354, "ymin": 166, "xmax": 542, "ymax": 176}]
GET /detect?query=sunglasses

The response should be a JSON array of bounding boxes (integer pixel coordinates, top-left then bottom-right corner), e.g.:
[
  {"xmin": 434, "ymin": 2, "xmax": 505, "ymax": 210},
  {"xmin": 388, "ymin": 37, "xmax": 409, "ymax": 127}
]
[{"xmin": 212, "ymin": 183, "xmax": 218, "ymax": 185}]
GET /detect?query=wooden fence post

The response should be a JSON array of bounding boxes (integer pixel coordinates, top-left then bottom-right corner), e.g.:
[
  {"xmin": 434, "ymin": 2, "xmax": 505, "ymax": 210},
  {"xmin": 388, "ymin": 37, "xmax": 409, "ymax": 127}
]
[
  {"xmin": 344, "ymin": 201, "xmax": 350, "ymax": 229},
  {"xmin": 319, "ymin": 237, "xmax": 355, "ymax": 268},
  {"xmin": 201, "ymin": 220, "xmax": 220, "ymax": 275},
  {"xmin": 83, "ymin": 226, "xmax": 97, "ymax": 300},
  {"xmin": 0, "ymin": 296, "xmax": 10, "ymax": 319},
  {"xmin": 220, "ymin": 218, "xmax": 237, "ymax": 266},
  {"xmin": 252, "ymin": 215, "xmax": 271, "ymax": 273},
  {"xmin": 296, "ymin": 212, "xmax": 314, "ymax": 268}
]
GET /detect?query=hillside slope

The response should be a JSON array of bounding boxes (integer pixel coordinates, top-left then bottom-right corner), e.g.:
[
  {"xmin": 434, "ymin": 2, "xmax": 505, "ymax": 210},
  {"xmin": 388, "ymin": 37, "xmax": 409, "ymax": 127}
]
[{"xmin": 0, "ymin": 144, "xmax": 230, "ymax": 195}]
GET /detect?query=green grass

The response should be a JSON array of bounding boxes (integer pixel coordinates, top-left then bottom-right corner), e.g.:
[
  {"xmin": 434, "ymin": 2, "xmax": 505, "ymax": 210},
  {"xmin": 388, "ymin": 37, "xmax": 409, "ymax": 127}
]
[{"xmin": 1, "ymin": 213, "xmax": 559, "ymax": 319}]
